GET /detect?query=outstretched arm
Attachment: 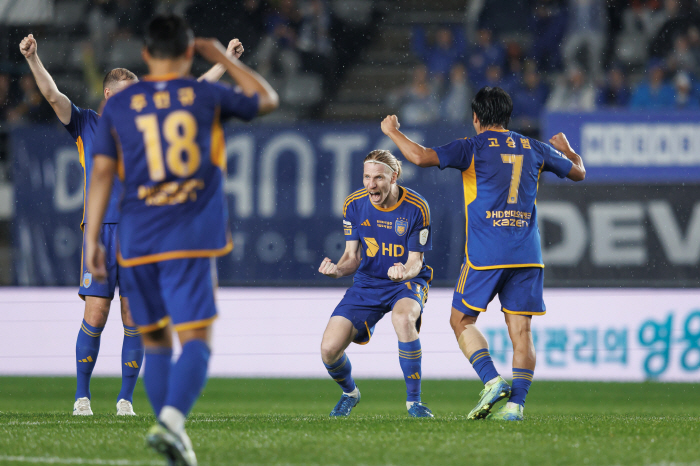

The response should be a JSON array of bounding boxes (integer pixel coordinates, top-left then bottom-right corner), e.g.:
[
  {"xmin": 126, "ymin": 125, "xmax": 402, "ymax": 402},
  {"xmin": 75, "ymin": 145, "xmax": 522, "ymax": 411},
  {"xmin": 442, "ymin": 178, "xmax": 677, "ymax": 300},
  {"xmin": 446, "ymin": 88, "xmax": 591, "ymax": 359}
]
[
  {"xmin": 388, "ymin": 251, "xmax": 424, "ymax": 282},
  {"xmin": 318, "ymin": 241, "xmax": 362, "ymax": 279},
  {"xmin": 194, "ymin": 37, "xmax": 279, "ymax": 115},
  {"xmin": 381, "ymin": 115, "xmax": 440, "ymax": 167},
  {"xmin": 198, "ymin": 39, "xmax": 244, "ymax": 83},
  {"xmin": 19, "ymin": 34, "xmax": 72, "ymax": 125},
  {"xmin": 549, "ymin": 132, "xmax": 586, "ymax": 181}
]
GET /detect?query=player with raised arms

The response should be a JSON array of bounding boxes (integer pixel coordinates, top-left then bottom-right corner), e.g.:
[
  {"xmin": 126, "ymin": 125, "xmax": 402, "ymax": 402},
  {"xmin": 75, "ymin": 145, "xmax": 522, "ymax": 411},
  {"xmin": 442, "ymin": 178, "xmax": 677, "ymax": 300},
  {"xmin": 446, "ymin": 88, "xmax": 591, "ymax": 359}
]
[
  {"xmin": 319, "ymin": 150, "xmax": 434, "ymax": 418},
  {"xmin": 85, "ymin": 14, "xmax": 278, "ymax": 464},
  {"xmin": 381, "ymin": 86, "xmax": 585, "ymax": 421},
  {"xmin": 19, "ymin": 31, "xmax": 245, "ymax": 417}
]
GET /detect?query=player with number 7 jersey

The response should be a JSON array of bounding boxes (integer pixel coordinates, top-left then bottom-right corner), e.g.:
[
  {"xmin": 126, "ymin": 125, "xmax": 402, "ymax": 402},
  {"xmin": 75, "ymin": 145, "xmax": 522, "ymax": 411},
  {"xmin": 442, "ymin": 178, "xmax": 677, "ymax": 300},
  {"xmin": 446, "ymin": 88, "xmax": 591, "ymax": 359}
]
[{"xmin": 381, "ymin": 86, "xmax": 585, "ymax": 422}]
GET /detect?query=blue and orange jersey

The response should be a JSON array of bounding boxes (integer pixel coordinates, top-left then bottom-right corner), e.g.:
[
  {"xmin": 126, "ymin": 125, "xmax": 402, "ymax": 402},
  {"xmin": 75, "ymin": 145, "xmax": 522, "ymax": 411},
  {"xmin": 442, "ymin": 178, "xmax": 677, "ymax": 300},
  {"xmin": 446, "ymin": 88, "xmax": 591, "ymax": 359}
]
[
  {"xmin": 92, "ymin": 74, "xmax": 259, "ymax": 266},
  {"xmin": 63, "ymin": 103, "xmax": 122, "ymax": 226},
  {"xmin": 344, "ymin": 186, "xmax": 432, "ymax": 286},
  {"xmin": 433, "ymin": 129, "xmax": 573, "ymax": 269}
]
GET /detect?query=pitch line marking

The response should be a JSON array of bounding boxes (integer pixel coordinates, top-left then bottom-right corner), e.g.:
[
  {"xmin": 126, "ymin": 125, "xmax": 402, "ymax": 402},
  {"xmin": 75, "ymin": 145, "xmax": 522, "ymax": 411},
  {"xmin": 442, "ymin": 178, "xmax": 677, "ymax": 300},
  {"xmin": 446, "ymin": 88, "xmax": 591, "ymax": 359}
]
[{"xmin": 0, "ymin": 456, "xmax": 161, "ymax": 465}]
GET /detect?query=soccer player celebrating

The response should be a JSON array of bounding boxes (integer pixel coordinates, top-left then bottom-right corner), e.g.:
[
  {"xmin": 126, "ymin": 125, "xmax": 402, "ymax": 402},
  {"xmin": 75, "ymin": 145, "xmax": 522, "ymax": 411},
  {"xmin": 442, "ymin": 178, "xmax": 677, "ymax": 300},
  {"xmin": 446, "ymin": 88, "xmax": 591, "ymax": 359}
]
[
  {"xmin": 319, "ymin": 150, "xmax": 434, "ymax": 418},
  {"xmin": 381, "ymin": 87, "xmax": 585, "ymax": 421},
  {"xmin": 19, "ymin": 32, "xmax": 245, "ymax": 417},
  {"xmin": 85, "ymin": 14, "xmax": 277, "ymax": 464}
]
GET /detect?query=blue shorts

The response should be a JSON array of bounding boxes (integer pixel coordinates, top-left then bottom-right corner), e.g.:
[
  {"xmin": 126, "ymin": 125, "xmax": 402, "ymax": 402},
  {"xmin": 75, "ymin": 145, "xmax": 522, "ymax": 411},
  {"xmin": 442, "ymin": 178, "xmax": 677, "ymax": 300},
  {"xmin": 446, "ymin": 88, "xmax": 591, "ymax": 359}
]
[
  {"xmin": 452, "ymin": 263, "xmax": 546, "ymax": 317},
  {"xmin": 331, "ymin": 277, "xmax": 429, "ymax": 345},
  {"xmin": 119, "ymin": 257, "xmax": 218, "ymax": 332},
  {"xmin": 79, "ymin": 224, "xmax": 119, "ymax": 299}
]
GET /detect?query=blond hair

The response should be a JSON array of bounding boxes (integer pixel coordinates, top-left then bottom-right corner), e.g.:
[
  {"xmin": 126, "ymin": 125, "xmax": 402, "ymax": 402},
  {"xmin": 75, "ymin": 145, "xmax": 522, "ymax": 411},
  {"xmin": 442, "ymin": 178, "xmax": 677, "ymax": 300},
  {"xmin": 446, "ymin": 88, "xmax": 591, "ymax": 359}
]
[{"xmin": 363, "ymin": 149, "xmax": 402, "ymax": 179}]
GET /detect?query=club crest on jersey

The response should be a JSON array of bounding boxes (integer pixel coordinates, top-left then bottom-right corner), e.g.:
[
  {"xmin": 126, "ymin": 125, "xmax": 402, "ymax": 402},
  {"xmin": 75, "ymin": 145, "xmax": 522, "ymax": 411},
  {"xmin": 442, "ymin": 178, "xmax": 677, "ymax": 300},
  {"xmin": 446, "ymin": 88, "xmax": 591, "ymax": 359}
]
[
  {"xmin": 395, "ymin": 218, "xmax": 409, "ymax": 236},
  {"xmin": 83, "ymin": 272, "xmax": 92, "ymax": 289}
]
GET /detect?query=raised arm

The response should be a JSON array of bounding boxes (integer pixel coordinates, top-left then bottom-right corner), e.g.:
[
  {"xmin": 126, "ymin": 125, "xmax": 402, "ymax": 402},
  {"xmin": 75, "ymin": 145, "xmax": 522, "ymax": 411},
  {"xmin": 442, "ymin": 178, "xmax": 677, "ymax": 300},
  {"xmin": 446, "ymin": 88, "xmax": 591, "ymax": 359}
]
[
  {"xmin": 318, "ymin": 240, "xmax": 362, "ymax": 279},
  {"xmin": 388, "ymin": 251, "xmax": 424, "ymax": 282},
  {"xmin": 381, "ymin": 115, "xmax": 440, "ymax": 167},
  {"xmin": 198, "ymin": 38, "xmax": 244, "ymax": 83},
  {"xmin": 19, "ymin": 34, "xmax": 72, "ymax": 125},
  {"xmin": 194, "ymin": 37, "xmax": 279, "ymax": 115},
  {"xmin": 549, "ymin": 132, "xmax": 586, "ymax": 182}
]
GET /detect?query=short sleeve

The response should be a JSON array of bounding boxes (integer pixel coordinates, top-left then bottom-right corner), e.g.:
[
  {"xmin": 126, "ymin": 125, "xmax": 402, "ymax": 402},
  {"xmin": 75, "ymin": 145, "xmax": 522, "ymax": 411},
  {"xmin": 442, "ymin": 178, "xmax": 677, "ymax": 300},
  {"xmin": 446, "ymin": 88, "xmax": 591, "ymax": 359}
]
[
  {"xmin": 211, "ymin": 83, "xmax": 259, "ymax": 122},
  {"xmin": 539, "ymin": 141, "xmax": 574, "ymax": 178},
  {"xmin": 407, "ymin": 201, "xmax": 432, "ymax": 252},
  {"xmin": 63, "ymin": 103, "xmax": 95, "ymax": 140},
  {"xmin": 343, "ymin": 200, "xmax": 359, "ymax": 241},
  {"xmin": 433, "ymin": 138, "xmax": 474, "ymax": 171},
  {"xmin": 92, "ymin": 103, "xmax": 118, "ymax": 160}
]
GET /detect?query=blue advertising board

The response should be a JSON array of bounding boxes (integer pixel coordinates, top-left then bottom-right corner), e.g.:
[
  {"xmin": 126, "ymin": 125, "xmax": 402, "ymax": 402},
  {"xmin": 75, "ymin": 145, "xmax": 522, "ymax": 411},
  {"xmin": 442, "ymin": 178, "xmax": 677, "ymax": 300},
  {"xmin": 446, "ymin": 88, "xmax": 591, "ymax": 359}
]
[
  {"xmin": 12, "ymin": 122, "xmax": 487, "ymax": 286},
  {"xmin": 542, "ymin": 111, "xmax": 700, "ymax": 183}
]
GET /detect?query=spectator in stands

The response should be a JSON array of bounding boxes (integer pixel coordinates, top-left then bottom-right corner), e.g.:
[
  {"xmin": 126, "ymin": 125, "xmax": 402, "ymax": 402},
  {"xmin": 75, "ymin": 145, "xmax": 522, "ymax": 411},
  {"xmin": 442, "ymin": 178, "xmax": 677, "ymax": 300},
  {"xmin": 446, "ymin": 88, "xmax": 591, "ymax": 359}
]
[
  {"xmin": 502, "ymin": 41, "xmax": 525, "ymax": 92},
  {"xmin": 0, "ymin": 70, "xmax": 14, "ymax": 122},
  {"xmin": 480, "ymin": 64, "xmax": 509, "ymax": 92},
  {"xmin": 511, "ymin": 63, "xmax": 550, "ymax": 130},
  {"xmin": 441, "ymin": 63, "xmax": 472, "ymax": 124},
  {"xmin": 5, "ymin": 73, "xmax": 54, "ymax": 124},
  {"xmin": 255, "ymin": 0, "xmax": 302, "ymax": 78},
  {"xmin": 546, "ymin": 66, "xmax": 596, "ymax": 111},
  {"xmin": 673, "ymin": 71, "xmax": 700, "ymax": 107},
  {"xmin": 297, "ymin": 0, "xmax": 335, "ymax": 89},
  {"xmin": 529, "ymin": 0, "xmax": 568, "ymax": 72},
  {"xmin": 412, "ymin": 25, "xmax": 467, "ymax": 83},
  {"xmin": 562, "ymin": 0, "xmax": 606, "ymax": 79},
  {"xmin": 649, "ymin": 0, "xmax": 700, "ymax": 58},
  {"xmin": 597, "ymin": 65, "xmax": 631, "ymax": 107},
  {"xmin": 667, "ymin": 33, "xmax": 700, "ymax": 75},
  {"xmin": 466, "ymin": 28, "xmax": 504, "ymax": 88},
  {"xmin": 630, "ymin": 59, "xmax": 676, "ymax": 108},
  {"xmin": 392, "ymin": 65, "xmax": 440, "ymax": 125}
]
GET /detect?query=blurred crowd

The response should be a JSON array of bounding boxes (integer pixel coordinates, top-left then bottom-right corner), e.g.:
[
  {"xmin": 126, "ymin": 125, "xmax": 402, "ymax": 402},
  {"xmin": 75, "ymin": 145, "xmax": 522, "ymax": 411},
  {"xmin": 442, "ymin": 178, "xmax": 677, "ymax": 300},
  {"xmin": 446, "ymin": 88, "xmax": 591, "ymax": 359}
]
[
  {"xmin": 396, "ymin": 0, "xmax": 700, "ymax": 132},
  {"xmin": 3, "ymin": 0, "xmax": 700, "ymax": 129},
  {"xmin": 0, "ymin": 0, "xmax": 377, "ymax": 123}
]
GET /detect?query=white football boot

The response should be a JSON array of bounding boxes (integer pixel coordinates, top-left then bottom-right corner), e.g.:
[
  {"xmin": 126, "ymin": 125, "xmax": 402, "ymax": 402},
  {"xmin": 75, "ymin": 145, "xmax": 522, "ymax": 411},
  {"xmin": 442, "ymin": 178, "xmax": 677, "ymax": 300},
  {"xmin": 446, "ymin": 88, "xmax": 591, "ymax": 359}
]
[
  {"xmin": 73, "ymin": 397, "xmax": 93, "ymax": 416},
  {"xmin": 116, "ymin": 399, "xmax": 136, "ymax": 416}
]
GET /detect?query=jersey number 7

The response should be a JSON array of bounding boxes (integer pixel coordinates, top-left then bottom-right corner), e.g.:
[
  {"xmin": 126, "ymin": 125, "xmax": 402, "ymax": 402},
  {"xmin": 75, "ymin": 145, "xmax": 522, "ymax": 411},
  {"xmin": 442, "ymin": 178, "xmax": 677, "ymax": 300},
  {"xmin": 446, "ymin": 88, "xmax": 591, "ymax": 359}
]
[
  {"xmin": 500, "ymin": 154, "xmax": 523, "ymax": 204},
  {"xmin": 135, "ymin": 110, "xmax": 201, "ymax": 182}
]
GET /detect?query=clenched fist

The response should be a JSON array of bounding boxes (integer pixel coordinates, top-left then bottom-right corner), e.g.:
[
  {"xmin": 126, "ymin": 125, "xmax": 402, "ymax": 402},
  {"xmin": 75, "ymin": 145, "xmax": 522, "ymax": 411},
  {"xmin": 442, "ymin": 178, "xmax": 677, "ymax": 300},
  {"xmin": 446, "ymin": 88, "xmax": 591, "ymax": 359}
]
[
  {"xmin": 319, "ymin": 257, "xmax": 340, "ymax": 278},
  {"xmin": 227, "ymin": 38, "xmax": 244, "ymax": 59},
  {"xmin": 381, "ymin": 115, "xmax": 400, "ymax": 136},
  {"xmin": 19, "ymin": 34, "xmax": 37, "ymax": 59},
  {"xmin": 549, "ymin": 132, "xmax": 573, "ymax": 154},
  {"xmin": 387, "ymin": 262, "xmax": 406, "ymax": 282}
]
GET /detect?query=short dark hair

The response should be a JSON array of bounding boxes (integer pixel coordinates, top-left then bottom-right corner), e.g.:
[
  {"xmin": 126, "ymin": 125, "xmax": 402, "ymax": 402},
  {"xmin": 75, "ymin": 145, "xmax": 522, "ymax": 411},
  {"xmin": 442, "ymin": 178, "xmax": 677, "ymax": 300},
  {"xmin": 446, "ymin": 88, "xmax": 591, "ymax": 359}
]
[
  {"xmin": 144, "ymin": 14, "xmax": 193, "ymax": 59},
  {"xmin": 471, "ymin": 87, "xmax": 513, "ymax": 129},
  {"xmin": 103, "ymin": 68, "xmax": 137, "ymax": 91}
]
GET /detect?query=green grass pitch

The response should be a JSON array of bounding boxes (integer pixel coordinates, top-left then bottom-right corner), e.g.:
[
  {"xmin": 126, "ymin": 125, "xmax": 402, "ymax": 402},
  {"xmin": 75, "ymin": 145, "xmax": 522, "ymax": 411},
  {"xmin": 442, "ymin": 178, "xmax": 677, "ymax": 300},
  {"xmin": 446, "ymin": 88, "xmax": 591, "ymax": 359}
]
[{"xmin": 0, "ymin": 377, "xmax": 698, "ymax": 466}]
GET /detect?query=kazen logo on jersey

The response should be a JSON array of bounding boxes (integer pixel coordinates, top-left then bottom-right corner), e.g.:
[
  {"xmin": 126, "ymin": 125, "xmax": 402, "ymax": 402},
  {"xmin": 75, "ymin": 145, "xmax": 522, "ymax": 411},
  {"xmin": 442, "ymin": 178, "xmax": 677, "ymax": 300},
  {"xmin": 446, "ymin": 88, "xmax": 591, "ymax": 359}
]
[{"xmin": 395, "ymin": 218, "xmax": 408, "ymax": 236}]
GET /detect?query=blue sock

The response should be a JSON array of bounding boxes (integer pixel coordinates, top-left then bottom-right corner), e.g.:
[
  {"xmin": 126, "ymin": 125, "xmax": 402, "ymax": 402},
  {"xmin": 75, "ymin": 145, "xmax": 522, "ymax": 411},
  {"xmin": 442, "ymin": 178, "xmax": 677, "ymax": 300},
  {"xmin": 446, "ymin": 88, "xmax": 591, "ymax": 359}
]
[
  {"xmin": 469, "ymin": 348, "xmax": 500, "ymax": 385},
  {"xmin": 75, "ymin": 320, "xmax": 103, "ymax": 400},
  {"xmin": 510, "ymin": 368, "xmax": 534, "ymax": 406},
  {"xmin": 117, "ymin": 325, "xmax": 144, "ymax": 403},
  {"xmin": 164, "ymin": 340, "xmax": 211, "ymax": 416},
  {"xmin": 324, "ymin": 353, "xmax": 356, "ymax": 393},
  {"xmin": 398, "ymin": 339, "xmax": 422, "ymax": 402},
  {"xmin": 143, "ymin": 347, "xmax": 173, "ymax": 416}
]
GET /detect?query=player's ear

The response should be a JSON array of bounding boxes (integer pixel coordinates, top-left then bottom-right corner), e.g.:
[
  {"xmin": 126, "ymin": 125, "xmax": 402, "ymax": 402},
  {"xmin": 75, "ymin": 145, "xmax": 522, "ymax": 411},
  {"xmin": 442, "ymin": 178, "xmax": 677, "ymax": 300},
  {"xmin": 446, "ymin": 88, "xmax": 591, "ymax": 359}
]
[{"xmin": 142, "ymin": 47, "xmax": 150, "ymax": 65}]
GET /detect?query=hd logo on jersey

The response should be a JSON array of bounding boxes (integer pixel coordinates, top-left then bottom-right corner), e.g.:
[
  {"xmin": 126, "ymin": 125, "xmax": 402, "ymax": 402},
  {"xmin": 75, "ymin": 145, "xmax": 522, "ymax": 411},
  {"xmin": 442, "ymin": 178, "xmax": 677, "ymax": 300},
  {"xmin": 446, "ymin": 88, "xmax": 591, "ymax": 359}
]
[
  {"xmin": 363, "ymin": 237, "xmax": 405, "ymax": 258},
  {"xmin": 363, "ymin": 237, "xmax": 380, "ymax": 257},
  {"xmin": 83, "ymin": 272, "xmax": 92, "ymax": 289},
  {"xmin": 395, "ymin": 218, "xmax": 409, "ymax": 236}
]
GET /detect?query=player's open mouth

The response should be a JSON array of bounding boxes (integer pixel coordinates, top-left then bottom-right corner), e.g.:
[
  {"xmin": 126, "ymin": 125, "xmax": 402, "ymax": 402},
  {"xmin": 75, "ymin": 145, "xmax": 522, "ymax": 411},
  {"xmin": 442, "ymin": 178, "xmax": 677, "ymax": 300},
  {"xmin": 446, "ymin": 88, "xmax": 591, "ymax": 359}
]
[{"xmin": 368, "ymin": 191, "xmax": 382, "ymax": 203}]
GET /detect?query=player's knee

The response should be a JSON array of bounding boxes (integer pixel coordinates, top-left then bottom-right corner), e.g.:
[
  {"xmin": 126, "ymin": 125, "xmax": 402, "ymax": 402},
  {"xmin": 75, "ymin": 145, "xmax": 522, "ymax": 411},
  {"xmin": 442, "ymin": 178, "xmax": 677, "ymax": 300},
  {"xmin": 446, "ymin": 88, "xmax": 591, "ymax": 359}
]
[
  {"xmin": 320, "ymin": 339, "xmax": 344, "ymax": 365},
  {"xmin": 84, "ymin": 297, "xmax": 111, "ymax": 327}
]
